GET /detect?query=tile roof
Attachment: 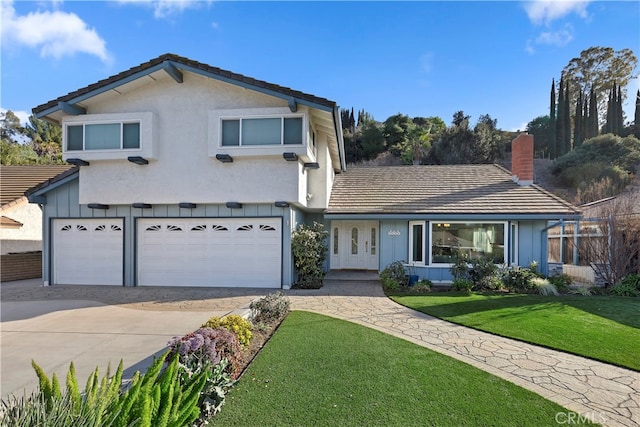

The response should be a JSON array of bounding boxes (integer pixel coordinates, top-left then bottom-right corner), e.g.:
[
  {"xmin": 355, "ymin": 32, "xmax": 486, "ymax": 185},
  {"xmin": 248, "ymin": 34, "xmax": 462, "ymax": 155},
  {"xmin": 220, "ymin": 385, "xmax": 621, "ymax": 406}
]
[
  {"xmin": 33, "ymin": 53, "xmax": 337, "ymax": 115},
  {"xmin": 0, "ymin": 216, "xmax": 23, "ymax": 228},
  {"xmin": 1, "ymin": 165, "xmax": 75, "ymax": 208},
  {"xmin": 327, "ymin": 164, "xmax": 580, "ymax": 216}
]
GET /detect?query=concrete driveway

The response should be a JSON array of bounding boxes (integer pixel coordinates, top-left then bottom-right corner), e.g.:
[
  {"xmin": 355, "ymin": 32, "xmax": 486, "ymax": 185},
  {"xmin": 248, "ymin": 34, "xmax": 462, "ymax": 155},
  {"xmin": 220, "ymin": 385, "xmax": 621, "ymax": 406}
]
[{"xmin": 0, "ymin": 279, "xmax": 261, "ymax": 397}]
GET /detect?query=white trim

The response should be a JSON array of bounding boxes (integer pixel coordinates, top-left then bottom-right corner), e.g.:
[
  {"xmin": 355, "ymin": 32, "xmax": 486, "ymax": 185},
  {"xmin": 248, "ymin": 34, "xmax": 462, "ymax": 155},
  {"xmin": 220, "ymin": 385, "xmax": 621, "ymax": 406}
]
[
  {"xmin": 408, "ymin": 220, "xmax": 426, "ymax": 266},
  {"xmin": 62, "ymin": 112, "xmax": 156, "ymax": 161},
  {"xmin": 208, "ymin": 107, "xmax": 314, "ymax": 161}
]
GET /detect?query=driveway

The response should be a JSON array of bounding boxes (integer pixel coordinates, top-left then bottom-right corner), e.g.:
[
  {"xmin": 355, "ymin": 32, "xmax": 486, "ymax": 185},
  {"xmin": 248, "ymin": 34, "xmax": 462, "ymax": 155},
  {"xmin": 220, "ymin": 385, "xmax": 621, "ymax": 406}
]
[{"xmin": 1, "ymin": 279, "xmax": 262, "ymax": 397}]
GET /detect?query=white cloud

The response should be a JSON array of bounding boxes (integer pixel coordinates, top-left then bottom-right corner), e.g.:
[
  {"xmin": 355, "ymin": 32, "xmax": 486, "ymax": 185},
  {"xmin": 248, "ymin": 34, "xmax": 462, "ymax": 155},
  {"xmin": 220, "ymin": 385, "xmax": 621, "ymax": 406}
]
[
  {"xmin": 523, "ymin": 0, "xmax": 591, "ymax": 26},
  {"xmin": 118, "ymin": 0, "xmax": 211, "ymax": 19},
  {"xmin": 0, "ymin": 0, "xmax": 111, "ymax": 62},
  {"xmin": 535, "ymin": 24, "xmax": 574, "ymax": 46}
]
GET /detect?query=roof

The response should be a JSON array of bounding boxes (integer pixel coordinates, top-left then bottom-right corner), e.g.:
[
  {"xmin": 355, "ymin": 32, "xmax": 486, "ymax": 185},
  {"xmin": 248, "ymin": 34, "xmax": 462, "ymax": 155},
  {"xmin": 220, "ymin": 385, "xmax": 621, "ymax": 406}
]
[
  {"xmin": 0, "ymin": 216, "xmax": 23, "ymax": 228},
  {"xmin": 32, "ymin": 53, "xmax": 337, "ymax": 117},
  {"xmin": 0, "ymin": 165, "xmax": 75, "ymax": 208},
  {"xmin": 326, "ymin": 164, "xmax": 580, "ymax": 217}
]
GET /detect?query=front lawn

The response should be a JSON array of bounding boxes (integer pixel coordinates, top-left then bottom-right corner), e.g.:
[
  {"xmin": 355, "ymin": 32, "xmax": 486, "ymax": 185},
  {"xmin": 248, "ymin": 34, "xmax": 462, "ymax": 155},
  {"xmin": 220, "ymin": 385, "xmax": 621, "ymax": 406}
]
[
  {"xmin": 391, "ymin": 293, "xmax": 640, "ymax": 371},
  {"xmin": 216, "ymin": 311, "xmax": 595, "ymax": 426}
]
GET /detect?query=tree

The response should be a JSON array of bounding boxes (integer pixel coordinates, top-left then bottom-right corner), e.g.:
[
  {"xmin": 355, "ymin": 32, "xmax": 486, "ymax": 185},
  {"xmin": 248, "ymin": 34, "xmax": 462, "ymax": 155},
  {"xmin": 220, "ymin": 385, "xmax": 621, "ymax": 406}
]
[
  {"xmin": 527, "ymin": 115, "xmax": 551, "ymax": 157},
  {"xmin": 572, "ymin": 193, "xmax": 640, "ymax": 286},
  {"xmin": 549, "ymin": 79, "xmax": 557, "ymax": 158},
  {"xmin": 400, "ymin": 125, "xmax": 433, "ymax": 165},
  {"xmin": 24, "ymin": 115, "xmax": 63, "ymax": 163},
  {"xmin": 1, "ymin": 110, "xmax": 24, "ymax": 142},
  {"xmin": 360, "ymin": 120, "xmax": 385, "ymax": 160},
  {"xmin": 634, "ymin": 90, "xmax": 640, "ymax": 138},
  {"xmin": 382, "ymin": 113, "xmax": 416, "ymax": 157},
  {"xmin": 431, "ymin": 112, "xmax": 502, "ymax": 164},
  {"xmin": 556, "ymin": 76, "xmax": 567, "ymax": 156},
  {"xmin": 587, "ymin": 87, "xmax": 599, "ymax": 139},
  {"xmin": 574, "ymin": 91, "xmax": 583, "ymax": 148},
  {"xmin": 562, "ymin": 47, "xmax": 638, "ymax": 125}
]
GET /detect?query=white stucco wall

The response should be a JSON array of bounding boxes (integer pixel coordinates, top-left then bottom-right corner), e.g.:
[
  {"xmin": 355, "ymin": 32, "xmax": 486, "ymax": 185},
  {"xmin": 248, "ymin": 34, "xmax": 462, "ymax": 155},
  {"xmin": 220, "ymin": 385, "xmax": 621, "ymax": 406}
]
[
  {"xmin": 68, "ymin": 71, "xmax": 336, "ymax": 207},
  {"xmin": 0, "ymin": 200, "xmax": 43, "ymax": 254}
]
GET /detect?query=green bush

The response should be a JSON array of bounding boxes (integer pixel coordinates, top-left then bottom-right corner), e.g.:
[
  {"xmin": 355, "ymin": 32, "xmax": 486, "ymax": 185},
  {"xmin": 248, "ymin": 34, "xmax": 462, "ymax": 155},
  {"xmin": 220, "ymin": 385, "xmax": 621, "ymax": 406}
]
[
  {"xmin": 408, "ymin": 279, "xmax": 432, "ymax": 293},
  {"xmin": 380, "ymin": 261, "xmax": 408, "ymax": 290},
  {"xmin": 548, "ymin": 274, "xmax": 573, "ymax": 293},
  {"xmin": 202, "ymin": 314, "xmax": 253, "ymax": 348},
  {"xmin": 452, "ymin": 278, "xmax": 473, "ymax": 293},
  {"xmin": 501, "ymin": 267, "xmax": 536, "ymax": 293},
  {"xmin": 250, "ymin": 291, "xmax": 291, "ymax": 325},
  {"xmin": 551, "ymin": 134, "xmax": 640, "ymax": 176},
  {"xmin": 609, "ymin": 274, "xmax": 640, "ymax": 297},
  {"xmin": 291, "ymin": 222, "xmax": 329, "ymax": 288}
]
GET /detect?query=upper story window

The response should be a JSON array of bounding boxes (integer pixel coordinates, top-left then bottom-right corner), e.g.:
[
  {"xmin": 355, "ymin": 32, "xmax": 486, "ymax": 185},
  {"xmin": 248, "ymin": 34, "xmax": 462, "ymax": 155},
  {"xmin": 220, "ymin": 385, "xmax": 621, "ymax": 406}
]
[
  {"xmin": 220, "ymin": 117, "xmax": 303, "ymax": 147},
  {"xmin": 62, "ymin": 112, "xmax": 155, "ymax": 161},
  {"xmin": 66, "ymin": 122, "xmax": 140, "ymax": 151}
]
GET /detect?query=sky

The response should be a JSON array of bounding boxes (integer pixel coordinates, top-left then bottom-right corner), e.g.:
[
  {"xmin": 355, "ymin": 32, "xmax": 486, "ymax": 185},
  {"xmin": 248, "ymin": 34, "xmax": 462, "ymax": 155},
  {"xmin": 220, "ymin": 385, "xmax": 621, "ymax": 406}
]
[{"xmin": 1, "ymin": 0, "xmax": 639, "ymax": 132}]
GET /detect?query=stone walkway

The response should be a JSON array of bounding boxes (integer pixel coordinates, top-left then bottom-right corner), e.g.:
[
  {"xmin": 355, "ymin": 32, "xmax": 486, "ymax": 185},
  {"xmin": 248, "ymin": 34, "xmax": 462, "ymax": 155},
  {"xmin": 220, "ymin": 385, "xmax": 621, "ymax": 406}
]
[{"xmin": 1, "ymin": 277, "xmax": 638, "ymax": 426}]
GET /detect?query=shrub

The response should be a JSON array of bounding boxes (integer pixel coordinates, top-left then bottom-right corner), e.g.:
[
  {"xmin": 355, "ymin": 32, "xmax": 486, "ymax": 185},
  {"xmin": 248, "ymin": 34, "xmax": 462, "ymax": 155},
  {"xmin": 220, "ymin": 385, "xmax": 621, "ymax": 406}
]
[
  {"xmin": 450, "ymin": 253, "xmax": 500, "ymax": 291},
  {"xmin": 291, "ymin": 222, "xmax": 329, "ymax": 288},
  {"xmin": 452, "ymin": 278, "xmax": 473, "ymax": 293},
  {"xmin": 380, "ymin": 261, "xmax": 408, "ymax": 290},
  {"xmin": 548, "ymin": 274, "xmax": 573, "ymax": 293},
  {"xmin": 408, "ymin": 279, "xmax": 432, "ymax": 293},
  {"xmin": 609, "ymin": 274, "xmax": 640, "ymax": 297},
  {"xmin": 532, "ymin": 277, "xmax": 558, "ymax": 296},
  {"xmin": 250, "ymin": 291, "xmax": 291, "ymax": 325},
  {"xmin": 501, "ymin": 267, "xmax": 536, "ymax": 293},
  {"xmin": 202, "ymin": 315, "xmax": 253, "ymax": 348}
]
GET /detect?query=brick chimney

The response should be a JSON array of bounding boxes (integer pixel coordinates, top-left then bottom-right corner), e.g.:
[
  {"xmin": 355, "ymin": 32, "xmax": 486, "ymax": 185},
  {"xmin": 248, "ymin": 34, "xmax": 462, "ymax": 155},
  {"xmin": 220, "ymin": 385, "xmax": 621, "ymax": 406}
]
[{"xmin": 511, "ymin": 133, "xmax": 534, "ymax": 186}]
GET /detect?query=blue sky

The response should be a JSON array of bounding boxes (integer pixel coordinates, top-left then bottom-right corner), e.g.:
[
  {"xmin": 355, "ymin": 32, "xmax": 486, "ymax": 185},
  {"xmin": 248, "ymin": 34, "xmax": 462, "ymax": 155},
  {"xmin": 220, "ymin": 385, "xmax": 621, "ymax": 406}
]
[{"xmin": 1, "ymin": 1, "xmax": 639, "ymax": 132}]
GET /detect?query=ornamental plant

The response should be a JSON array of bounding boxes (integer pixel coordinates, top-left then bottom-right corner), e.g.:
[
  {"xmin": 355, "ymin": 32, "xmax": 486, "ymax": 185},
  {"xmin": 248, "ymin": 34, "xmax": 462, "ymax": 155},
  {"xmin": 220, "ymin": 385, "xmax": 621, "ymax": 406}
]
[
  {"xmin": 291, "ymin": 222, "xmax": 329, "ymax": 288},
  {"xmin": 201, "ymin": 315, "xmax": 253, "ymax": 348}
]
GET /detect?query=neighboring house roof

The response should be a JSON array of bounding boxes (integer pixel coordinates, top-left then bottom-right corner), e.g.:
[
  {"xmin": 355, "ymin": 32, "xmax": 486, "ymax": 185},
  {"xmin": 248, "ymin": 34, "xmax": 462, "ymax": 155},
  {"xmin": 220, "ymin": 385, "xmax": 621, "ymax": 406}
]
[
  {"xmin": 0, "ymin": 216, "xmax": 23, "ymax": 229},
  {"xmin": 326, "ymin": 164, "xmax": 580, "ymax": 217},
  {"xmin": 1, "ymin": 165, "xmax": 75, "ymax": 209}
]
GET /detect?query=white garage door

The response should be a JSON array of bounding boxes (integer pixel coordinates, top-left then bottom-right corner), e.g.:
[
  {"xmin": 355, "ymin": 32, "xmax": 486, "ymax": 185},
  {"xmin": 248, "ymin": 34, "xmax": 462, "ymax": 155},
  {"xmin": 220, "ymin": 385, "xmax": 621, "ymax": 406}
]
[
  {"xmin": 137, "ymin": 218, "xmax": 281, "ymax": 288},
  {"xmin": 52, "ymin": 219, "xmax": 124, "ymax": 285}
]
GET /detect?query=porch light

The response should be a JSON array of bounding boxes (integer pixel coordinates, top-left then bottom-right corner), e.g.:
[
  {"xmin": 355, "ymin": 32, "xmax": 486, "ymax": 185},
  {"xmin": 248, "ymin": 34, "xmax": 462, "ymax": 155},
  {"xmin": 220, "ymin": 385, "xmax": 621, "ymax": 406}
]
[
  {"xmin": 132, "ymin": 203, "xmax": 152, "ymax": 209},
  {"xmin": 67, "ymin": 158, "xmax": 90, "ymax": 166},
  {"xmin": 283, "ymin": 152, "xmax": 298, "ymax": 161},
  {"xmin": 226, "ymin": 202, "xmax": 243, "ymax": 209},
  {"xmin": 303, "ymin": 162, "xmax": 320, "ymax": 170},
  {"xmin": 216, "ymin": 154, "xmax": 233, "ymax": 163},
  {"xmin": 127, "ymin": 156, "xmax": 149, "ymax": 165},
  {"xmin": 179, "ymin": 202, "xmax": 197, "ymax": 209},
  {"xmin": 88, "ymin": 203, "xmax": 109, "ymax": 210},
  {"xmin": 274, "ymin": 201, "xmax": 289, "ymax": 208}
]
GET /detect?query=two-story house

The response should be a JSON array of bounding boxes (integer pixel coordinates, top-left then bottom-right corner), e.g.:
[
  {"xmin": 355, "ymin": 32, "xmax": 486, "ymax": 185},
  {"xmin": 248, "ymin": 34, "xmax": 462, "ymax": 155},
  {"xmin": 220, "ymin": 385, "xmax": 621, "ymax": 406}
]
[{"xmin": 28, "ymin": 54, "xmax": 580, "ymax": 288}]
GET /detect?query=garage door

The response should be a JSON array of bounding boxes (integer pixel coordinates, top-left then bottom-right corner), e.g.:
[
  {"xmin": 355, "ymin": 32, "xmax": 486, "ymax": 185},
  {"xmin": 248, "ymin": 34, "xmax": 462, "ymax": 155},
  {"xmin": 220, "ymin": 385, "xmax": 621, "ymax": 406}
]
[
  {"xmin": 137, "ymin": 218, "xmax": 281, "ymax": 288},
  {"xmin": 52, "ymin": 219, "xmax": 124, "ymax": 285}
]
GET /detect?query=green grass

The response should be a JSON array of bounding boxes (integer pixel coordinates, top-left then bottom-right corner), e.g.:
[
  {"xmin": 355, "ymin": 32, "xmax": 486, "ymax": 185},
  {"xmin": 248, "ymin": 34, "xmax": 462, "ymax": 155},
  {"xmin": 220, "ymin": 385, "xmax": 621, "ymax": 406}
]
[
  {"xmin": 391, "ymin": 293, "xmax": 640, "ymax": 371},
  {"xmin": 216, "ymin": 311, "xmax": 595, "ymax": 426}
]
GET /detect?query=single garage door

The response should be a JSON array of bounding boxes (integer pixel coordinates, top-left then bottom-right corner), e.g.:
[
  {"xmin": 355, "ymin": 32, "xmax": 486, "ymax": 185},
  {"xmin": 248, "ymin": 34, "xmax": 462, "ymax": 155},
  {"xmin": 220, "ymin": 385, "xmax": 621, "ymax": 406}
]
[
  {"xmin": 137, "ymin": 218, "xmax": 281, "ymax": 288},
  {"xmin": 52, "ymin": 219, "xmax": 124, "ymax": 285}
]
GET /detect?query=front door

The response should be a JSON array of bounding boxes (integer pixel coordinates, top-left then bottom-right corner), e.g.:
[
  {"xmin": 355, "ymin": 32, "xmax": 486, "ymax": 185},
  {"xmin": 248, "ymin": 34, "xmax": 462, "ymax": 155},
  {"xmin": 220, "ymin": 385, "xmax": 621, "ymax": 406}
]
[{"xmin": 330, "ymin": 221, "xmax": 379, "ymax": 270}]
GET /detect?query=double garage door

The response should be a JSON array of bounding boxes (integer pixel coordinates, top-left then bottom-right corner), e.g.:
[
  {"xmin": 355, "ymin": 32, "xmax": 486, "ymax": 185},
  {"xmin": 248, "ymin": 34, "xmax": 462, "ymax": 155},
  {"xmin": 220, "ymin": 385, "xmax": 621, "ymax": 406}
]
[{"xmin": 52, "ymin": 218, "xmax": 282, "ymax": 288}]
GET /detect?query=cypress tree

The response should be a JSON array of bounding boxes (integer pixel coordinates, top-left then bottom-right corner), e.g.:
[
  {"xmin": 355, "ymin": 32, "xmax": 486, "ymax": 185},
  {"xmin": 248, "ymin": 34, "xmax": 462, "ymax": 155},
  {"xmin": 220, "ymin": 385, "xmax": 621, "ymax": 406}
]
[
  {"xmin": 563, "ymin": 79, "xmax": 571, "ymax": 153},
  {"xmin": 635, "ymin": 90, "xmax": 640, "ymax": 138},
  {"xmin": 589, "ymin": 88, "xmax": 598, "ymax": 138},
  {"xmin": 605, "ymin": 84, "xmax": 614, "ymax": 134},
  {"xmin": 616, "ymin": 85, "xmax": 623, "ymax": 135},
  {"xmin": 556, "ymin": 76, "xmax": 565, "ymax": 156},
  {"xmin": 582, "ymin": 97, "xmax": 589, "ymax": 140},
  {"xmin": 574, "ymin": 91, "xmax": 583, "ymax": 148},
  {"xmin": 549, "ymin": 79, "xmax": 557, "ymax": 159}
]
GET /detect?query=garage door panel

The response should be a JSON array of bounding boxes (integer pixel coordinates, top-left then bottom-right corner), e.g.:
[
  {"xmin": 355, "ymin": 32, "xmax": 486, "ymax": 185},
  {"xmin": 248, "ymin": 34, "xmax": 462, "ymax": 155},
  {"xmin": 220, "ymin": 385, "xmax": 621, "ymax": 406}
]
[
  {"xmin": 53, "ymin": 219, "xmax": 123, "ymax": 286},
  {"xmin": 138, "ymin": 218, "xmax": 282, "ymax": 288}
]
